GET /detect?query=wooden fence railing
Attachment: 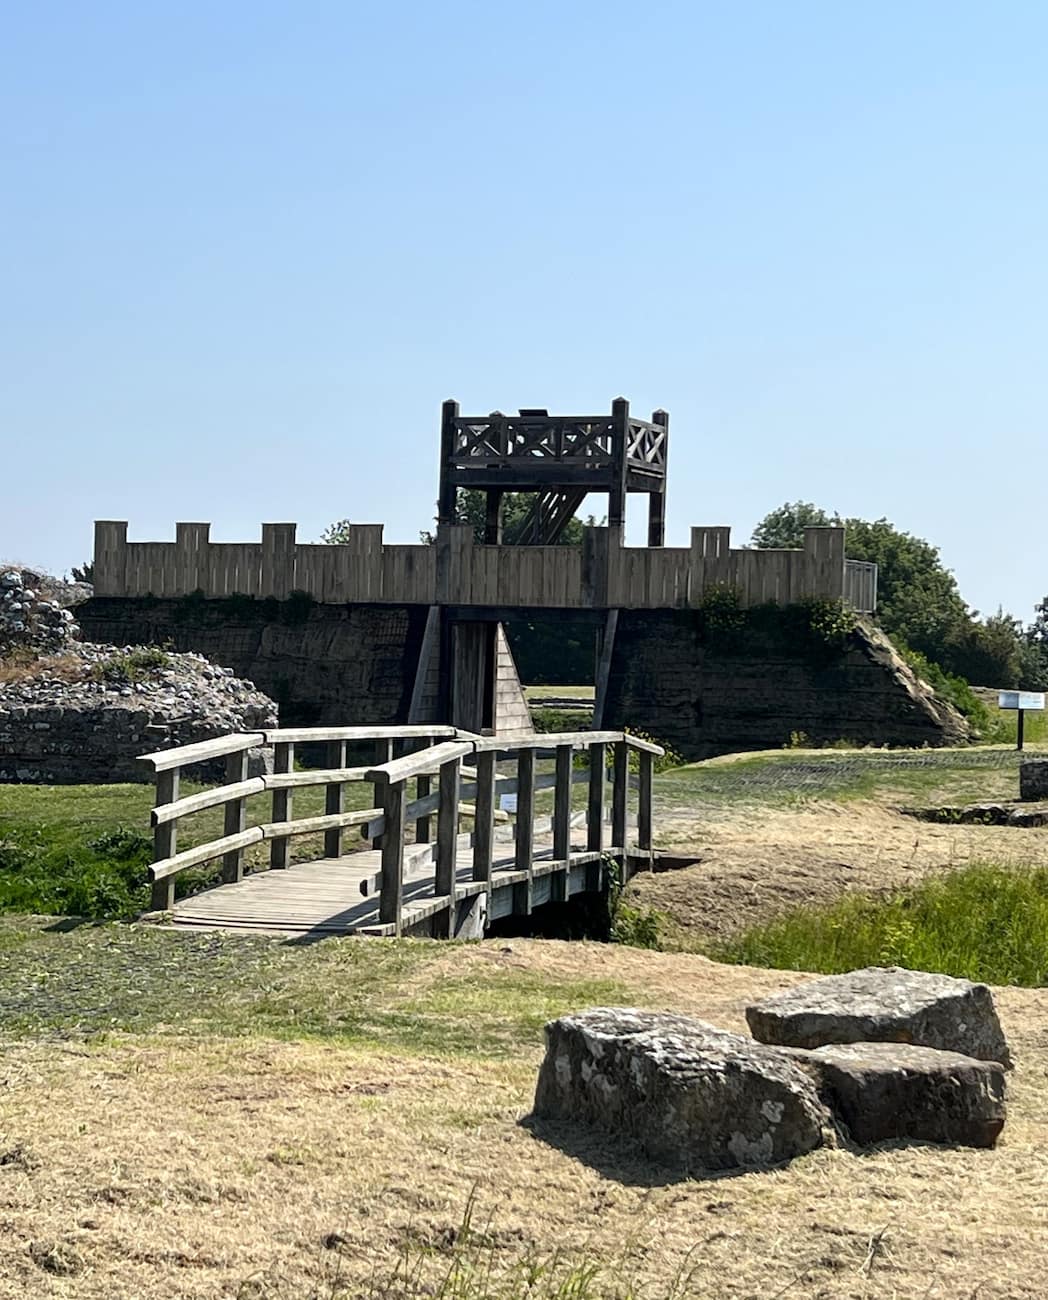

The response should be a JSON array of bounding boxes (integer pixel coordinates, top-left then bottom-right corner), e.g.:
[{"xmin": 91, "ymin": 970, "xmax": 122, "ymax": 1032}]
[{"xmin": 139, "ymin": 725, "xmax": 663, "ymax": 936}]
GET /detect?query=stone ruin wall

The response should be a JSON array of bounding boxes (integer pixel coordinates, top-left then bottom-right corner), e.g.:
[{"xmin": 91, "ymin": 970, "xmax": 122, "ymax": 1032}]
[{"xmin": 76, "ymin": 596, "xmax": 968, "ymax": 757}]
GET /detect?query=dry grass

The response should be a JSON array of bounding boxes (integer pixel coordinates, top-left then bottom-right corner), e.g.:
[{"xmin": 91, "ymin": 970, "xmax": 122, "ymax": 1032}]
[
  {"xmin": 0, "ymin": 942, "xmax": 1046, "ymax": 1299},
  {"xmin": 0, "ymin": 651, "xmax": 84, "ymax": 685},
  {"xmin": 635, "ymin": 799, "xmax": 1048, "ymax": 946}
]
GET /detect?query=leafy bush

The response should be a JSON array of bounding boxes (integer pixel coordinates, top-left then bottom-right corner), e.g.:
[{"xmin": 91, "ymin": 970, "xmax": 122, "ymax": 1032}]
[
  {"xmin": 91, "ymin": 646, "xmax": 170, "ymax": 685},
  {"xmin": 0, "ymin": 825, "xmax": 154, "ymax": 918},
  {"xmin": 899, "ymin": 644, "xmax": 991, "ymax": 732}
]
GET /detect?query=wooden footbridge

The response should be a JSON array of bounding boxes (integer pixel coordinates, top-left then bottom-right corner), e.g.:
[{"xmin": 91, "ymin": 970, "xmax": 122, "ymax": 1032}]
[{"xmin": 140, "ymin": 725, "xmax": 661, "ymax": 939}]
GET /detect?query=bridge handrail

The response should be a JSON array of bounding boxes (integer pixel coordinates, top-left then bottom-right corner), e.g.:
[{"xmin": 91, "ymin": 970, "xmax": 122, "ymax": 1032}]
[
  {"xmin": 140, "ymin": 725, "xmax": 462, "ymax": 912},
  {"xmin": 140, "ymin": 726, "xmax": 661, "ymax": 928}
]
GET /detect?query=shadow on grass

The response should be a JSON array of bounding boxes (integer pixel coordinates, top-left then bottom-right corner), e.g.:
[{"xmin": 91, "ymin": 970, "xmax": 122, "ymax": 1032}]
[{"xmin": 518, "ymin": 1114, "xmax": 758, "ymax": 1187}]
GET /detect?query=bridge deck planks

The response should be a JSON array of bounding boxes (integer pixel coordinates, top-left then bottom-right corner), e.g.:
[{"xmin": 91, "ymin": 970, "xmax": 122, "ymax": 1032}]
[{"xmin": 167, "ymin": 831, "xmax": 613, "ymax": 938}]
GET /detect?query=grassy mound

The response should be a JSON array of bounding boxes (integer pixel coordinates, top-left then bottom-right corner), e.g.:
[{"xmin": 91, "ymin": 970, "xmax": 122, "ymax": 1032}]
[{"xmin": 712, "ymin": 862, "xmax": 1048, "ymax": 986}]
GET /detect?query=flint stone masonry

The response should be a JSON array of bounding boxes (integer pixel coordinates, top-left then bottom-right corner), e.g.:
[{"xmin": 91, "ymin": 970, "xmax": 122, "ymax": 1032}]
[
  {"xmin": 746, "ymin": 967, "xmax": 1011, "ymax": 1068},
  {"xmin": 1, "ymin": 568, "xmax": 80, "ymax": 656},
  {"xmin": 1020, "ymin": 761, "xmax": 1048, "ymax": 801},
  {"xmin": 602, "ymin": 612, "xmax": 968, "ymax": 759},
  {"xmin": 0, "ymin": 642, "xmax": 277, "ymax": 784},
  {"xmin": 533, "ymin": 1008, "xmax": 832, "ymax": 1171},
  {"xmin": 789, "ymin": 1041, "xmax": 1007, "ymax": 1148}
]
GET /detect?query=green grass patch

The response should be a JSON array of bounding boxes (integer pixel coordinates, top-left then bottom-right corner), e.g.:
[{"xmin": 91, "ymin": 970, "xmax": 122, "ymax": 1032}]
[
  {"xmin": 0, "ymin": 779, "xmax": 378, "ymax": 920},
  {"xmin": 0, "ymin": 920, "xmax": 628, "ymax": 1055},
  {"xmin": 712, "ymin": 861, "xmax": 1048, "ymax": 986}
]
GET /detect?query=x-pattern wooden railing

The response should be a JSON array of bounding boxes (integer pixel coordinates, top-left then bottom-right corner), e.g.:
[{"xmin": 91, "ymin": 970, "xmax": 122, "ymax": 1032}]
[
  {"xmin": 626, "ymin": 418, "xmax": 667, "ymax": 468},
  {"xmin": 453, "ymin": 415, "xmax": 616, "ymax": 464},
  {"xmin": 140, "ymin": 725, "xmax": 662, "ymax": 937}
]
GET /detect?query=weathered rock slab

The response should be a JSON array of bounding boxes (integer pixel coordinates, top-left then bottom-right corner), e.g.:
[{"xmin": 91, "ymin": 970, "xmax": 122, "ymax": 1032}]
[
  {"xmin": 746, "ymin": 967, "xmax": 1011, "ymax": 1067},
  {"xmin": 790, "ymin": 1041, "xmax": 1007, "ymax": 1148},
  {"xmin": 533, "ymin": 1008, "xmax": 832, "ymax": 1171}
]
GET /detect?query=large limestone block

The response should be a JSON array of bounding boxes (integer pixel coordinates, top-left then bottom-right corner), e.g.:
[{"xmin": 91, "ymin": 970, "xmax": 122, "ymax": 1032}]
[
  {"xmin": 792, "ymin": 1041, "xmax": 1007, "ymax": 1148},
  {"xmin": 533, "ymin": 1008, "xmax": 831, "ymax": 1171},
  {"xmin": 746, "ymin": 967, "xmax": 1011, "ymax": 1067}
]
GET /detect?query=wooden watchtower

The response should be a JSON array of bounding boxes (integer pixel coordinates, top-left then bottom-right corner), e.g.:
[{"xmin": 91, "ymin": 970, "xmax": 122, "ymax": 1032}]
[{"xmin": 437, "ymin": 398, "xmax": 669, "ymax": 546}]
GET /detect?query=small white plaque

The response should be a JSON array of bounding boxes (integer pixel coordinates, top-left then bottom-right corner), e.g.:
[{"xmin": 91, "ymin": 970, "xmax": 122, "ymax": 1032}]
[
  {"xmin": 999, "ymin": 691, "xmax": 1046, "ymax": 711},
  {"xmin": 499, "ymin": 793, "xmax": 518, "ymax": 814}
]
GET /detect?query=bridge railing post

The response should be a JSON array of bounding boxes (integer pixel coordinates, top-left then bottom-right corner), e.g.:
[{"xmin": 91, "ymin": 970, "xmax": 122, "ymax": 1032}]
[
  {"xmin": 472, "ymin": 749, "xmax": 496, "ymax": 882},
  {"xmin": 270, "ymin": 741, "xmax": 295, "ymax": 869},
  {"xmin": 151, "ymin": 767, "xmax": 180, "ymax": 911},
  {"xmin": 377, "ymin": 775, "xmax": 406, "ymax": 934},
  {"xmin": 433, "ymin": 755, "xmax": 462, "ymax": 937},
  {"xmin": 586, "ymin": 741, "xmax": 606, "ymax": 852},
  {"xmin": 637, "ymin": 748, "xmax": 653, "ymax": 854},
  {"xmin": 514, "ymin": 748, "xmax": 536, "ymax": 914},
  {"xmin": 552, "ymin": 743, "xmax": 572, "ymax": 903},
  {"xmin": 323, "ymin": 740, "xmax": 347, "ymax": 859},
  {"xmin": 611, "ymin": 739, "xmax": 628, "ymax": 851},
  {"xmin": 222, "ymin": 749, "xmax": 249, "ymax": 883}
]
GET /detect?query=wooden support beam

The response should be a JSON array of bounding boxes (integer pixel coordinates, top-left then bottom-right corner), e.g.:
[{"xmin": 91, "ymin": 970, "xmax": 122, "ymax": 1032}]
[
  {"xmin": 608, "ymin": 397, "xmax": 629, "ymax": 534},
  {"xmin": 438, "ymin": 398, "xmax": 460, "ymax": 526},
  {"xmin": 515, "ymin": 748, "xmax": 536, "ymax": 912},
  {"xmin": 151, "ymin": 768, "xmax": 179, "ymax": 911},
  {"xmin": 587, "ymin": 742, "xmax": 606, "ymax": 852},
  {"xmin": 222, "ymin": 749, "xmax": 249, "ymax": 884},
  {"xmin": 324, "ymin": 740, "xmax": 348, "ymax": 858},
  {"xmin": 270, "ymin": 741, "xmax": 294, "ymax": 869}
]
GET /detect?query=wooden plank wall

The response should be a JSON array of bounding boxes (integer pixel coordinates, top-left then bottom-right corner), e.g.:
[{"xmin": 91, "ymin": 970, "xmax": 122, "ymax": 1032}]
[{"xmin": 93, "ymin": 521, "xmax": 856, "ymax": 608}]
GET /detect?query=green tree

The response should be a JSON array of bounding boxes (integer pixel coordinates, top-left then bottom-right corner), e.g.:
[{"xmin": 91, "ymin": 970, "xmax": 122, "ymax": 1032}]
[
  {"xmin": 750, "ymin": 501, "xmax": 839, "ymax": 549},
  {"xmin": 751, "ymin": 505, "xmax": 1029, "ymax": 686}
]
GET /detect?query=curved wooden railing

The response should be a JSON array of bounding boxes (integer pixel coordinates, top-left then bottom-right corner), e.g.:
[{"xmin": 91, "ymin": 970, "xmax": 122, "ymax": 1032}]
[{"xmin": 139, "ymin": 725, "xmax": 663, "ymax": 936}]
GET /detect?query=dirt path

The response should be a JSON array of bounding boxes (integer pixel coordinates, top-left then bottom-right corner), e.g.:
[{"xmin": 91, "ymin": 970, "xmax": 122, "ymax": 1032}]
[{"xmin": 631, "ymin": 799, "xmax": 1048, "ymax": 944}]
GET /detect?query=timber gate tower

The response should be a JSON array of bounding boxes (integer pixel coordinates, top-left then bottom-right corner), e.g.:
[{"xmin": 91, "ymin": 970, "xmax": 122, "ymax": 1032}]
[{"xmin": 88, "ymin": 399, "xmax": 884, "ymax": 758}]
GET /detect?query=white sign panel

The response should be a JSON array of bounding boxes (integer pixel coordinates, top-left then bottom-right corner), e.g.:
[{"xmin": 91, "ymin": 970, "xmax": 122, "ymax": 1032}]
[
  {"xmin": 499, "ymin": 793, "xmax": 518, "ymax": 814},
  {"xmin": 998, "ymin": 691, "xmax": 1046, "ymax": 711}
]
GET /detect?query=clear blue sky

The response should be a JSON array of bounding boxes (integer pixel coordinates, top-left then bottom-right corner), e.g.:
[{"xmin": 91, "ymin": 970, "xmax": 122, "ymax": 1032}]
[{"xmin": 3, "ymin": 2, "xmax": 1045, "ymax": 620}]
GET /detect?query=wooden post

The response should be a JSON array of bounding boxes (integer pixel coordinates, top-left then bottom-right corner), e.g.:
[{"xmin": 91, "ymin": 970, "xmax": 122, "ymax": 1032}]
[
  {"xmin": 415, "ymin": 772, "xmax": 432, "ymax": 843},
  {"xmin": 608, "ymin": 397, "xmax": 629, "ymax": 539},
  {"xmin": 371, "ymin": 736, "xmax": 394, "ymax": 848},
  {"xmin": 438, "ymin": 398, "xmax": 460, "ymax": 527},
  {"xmin": 611, "ymin": 739, "xmax": 628, "ymax": 850},
  {"xmin": 378, "ymin": 779, "xmax": 406, "ymax": 933},
  {"xmin": 587, "ymin": 741, "xmax": 606, "ymax": 852},
  {"xmin": 324, "ymin": 740, "xmax": 347, "ymax": 858},
  {"xmin": 484, "ymin": 489, "xmax": 503, "ymax": 544},
  {"xmin": 434, "ymin": 756, "xmax": 461, "ymax": 936},
  {"xmin": 638, "ymin": 749, "xmax": 653, "ymax": 853},
  {"xmin": 151, "ymin": 768, "xmax": 180, "ymax": 911},
  {"xmin": 515, "ymin": 747, "xmax": 535, "ymax": 912},
  {"xmin": 222, "ymin": 749, "xmax": 249, "ymax": 883},
  {"xmin": 553, "ymin": 743, "xmax": 572, "ymax": 903},
  {"xmin": 647, "ymin": 408, "xmax": 668, "ymax": 547},
  {"xmin": 472, "ymin": 750, "xmax": 496, "ymax": 882},
  {"xmin": 270, "ymin": 741, "xmax": 294, "ymax": 869},
  {"xmin": 553, "ymin": 744, "xmax": 572, "ymax": 862}
]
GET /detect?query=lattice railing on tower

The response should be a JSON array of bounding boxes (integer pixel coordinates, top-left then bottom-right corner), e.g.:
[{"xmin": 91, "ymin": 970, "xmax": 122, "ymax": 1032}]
[
  {"xmin": 625, "ymin": 419, "xmax": 667, "ymax": 470},
  {"xmin": 453, "ymin": 414, "xmax": 616, "ymax": 466}
]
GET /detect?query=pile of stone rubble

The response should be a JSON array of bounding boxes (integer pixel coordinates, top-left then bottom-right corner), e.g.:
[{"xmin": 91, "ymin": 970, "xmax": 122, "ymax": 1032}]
[
  {"xmin": 0, "ymin": 568, "xmax": 80, "ymax": 655},
  {"xmin": 0, "ymin": 565, "xmax": 277, "ymax": 783},
  {"xmin": 534, "ymin": 967, "xmax": 1010, "ymax": 1171}
]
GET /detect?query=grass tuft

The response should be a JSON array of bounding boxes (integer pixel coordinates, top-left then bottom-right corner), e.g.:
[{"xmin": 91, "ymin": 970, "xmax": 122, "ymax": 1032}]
[{"xmin": 712, "ymin": 861, "xmax": 1048, "ymax": 986}]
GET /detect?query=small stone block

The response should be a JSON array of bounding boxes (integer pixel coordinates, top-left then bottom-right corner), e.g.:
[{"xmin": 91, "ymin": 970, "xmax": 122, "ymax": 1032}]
[
  {"xmin": 791, "ymin": 1041, "xmax": 1007, "ymax": 1148},
  {"xmin": 746, "ymin": 967, "xmax": 1011, "ymax": 1067}
]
